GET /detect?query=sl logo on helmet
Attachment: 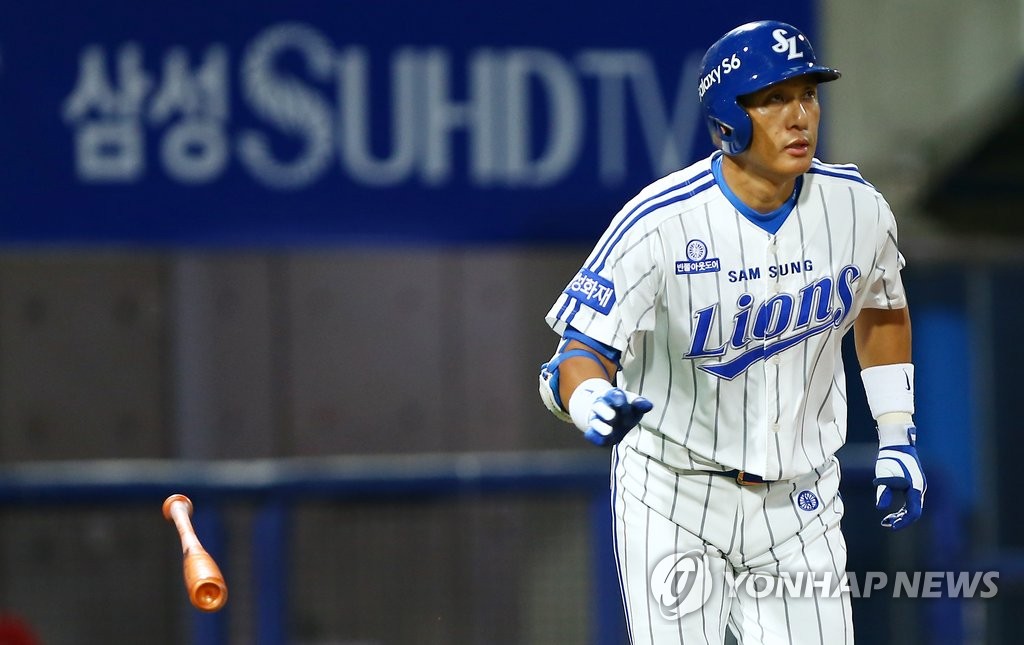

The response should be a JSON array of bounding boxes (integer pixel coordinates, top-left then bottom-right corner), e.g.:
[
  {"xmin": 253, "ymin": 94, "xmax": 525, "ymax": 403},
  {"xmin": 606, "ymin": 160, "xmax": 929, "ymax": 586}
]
[{"xmin": 771, "ymin": 29, "xmax": 805, "ymax": 60}]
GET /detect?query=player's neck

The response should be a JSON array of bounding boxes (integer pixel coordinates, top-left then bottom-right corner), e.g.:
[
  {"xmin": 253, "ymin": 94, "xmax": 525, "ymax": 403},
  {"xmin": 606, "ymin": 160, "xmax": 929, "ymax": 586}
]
[{"xmin": 720, "ymin": 155, "xmax": 798, "ymax": 214}]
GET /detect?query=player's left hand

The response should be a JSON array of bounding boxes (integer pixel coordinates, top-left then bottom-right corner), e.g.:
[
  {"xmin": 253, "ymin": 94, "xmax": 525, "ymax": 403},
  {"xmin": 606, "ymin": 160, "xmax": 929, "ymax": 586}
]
[{"xmin": 873, "ymin": 423, "xmax": 926, "ymax": 531}]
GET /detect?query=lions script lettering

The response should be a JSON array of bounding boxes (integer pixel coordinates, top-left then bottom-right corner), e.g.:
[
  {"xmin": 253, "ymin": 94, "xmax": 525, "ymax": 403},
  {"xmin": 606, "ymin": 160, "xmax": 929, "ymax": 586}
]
[{"xmin": 686, "ymin": 265, "xmax": 861, "ymax": 380}]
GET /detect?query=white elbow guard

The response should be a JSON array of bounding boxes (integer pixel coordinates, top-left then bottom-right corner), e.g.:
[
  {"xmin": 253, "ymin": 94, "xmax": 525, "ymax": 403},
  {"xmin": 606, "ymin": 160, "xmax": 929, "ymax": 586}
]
[{"xmin": 539, "ymin": 365, "xmax": 573, "ymax": 423}]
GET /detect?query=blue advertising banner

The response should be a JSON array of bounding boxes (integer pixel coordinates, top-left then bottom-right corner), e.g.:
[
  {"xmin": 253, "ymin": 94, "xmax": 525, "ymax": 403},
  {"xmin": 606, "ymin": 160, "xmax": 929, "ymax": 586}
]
[{"xmin": 0, "ymin": 1, "xmax": 818, "ymax": 246}]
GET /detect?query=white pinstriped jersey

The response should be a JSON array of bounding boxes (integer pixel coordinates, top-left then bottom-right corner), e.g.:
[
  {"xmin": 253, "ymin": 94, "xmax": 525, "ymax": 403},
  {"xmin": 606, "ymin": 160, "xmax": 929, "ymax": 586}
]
[{"xmin": 546, "ymin": 151, "xmax": 906, "ymax": 480}]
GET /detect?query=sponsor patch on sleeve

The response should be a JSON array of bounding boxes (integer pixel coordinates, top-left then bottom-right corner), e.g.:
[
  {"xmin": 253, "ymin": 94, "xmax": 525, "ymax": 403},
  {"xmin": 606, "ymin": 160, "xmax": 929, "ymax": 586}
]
[{"xmin": 564, "ymin": 268, "xmax": 616, "ymax": 315}]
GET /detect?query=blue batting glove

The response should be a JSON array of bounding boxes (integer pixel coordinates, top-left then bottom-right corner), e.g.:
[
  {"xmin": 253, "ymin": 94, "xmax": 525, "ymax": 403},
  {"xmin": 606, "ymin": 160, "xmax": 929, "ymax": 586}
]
[
  {"xmin": 569, "ymin": 378, "xmax": 654, "ymax": 447},
  {"xmin": 873, "ymin": 423, "xmax": 927, "ymax": 531}
]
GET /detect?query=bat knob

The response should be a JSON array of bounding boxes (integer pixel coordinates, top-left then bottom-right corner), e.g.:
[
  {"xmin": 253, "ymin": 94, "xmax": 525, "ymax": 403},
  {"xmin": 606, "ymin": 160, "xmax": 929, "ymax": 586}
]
[
  {"xmin": 183, "ymin": 550, "xmax": 229, "ymax": 612},
  {"xmin": 192, "ymin": 580, "xmax": 228, "ymax": 612},
  {"xmin": 162, "ymin": 494, "xmax": 193, "ymax": 521}
]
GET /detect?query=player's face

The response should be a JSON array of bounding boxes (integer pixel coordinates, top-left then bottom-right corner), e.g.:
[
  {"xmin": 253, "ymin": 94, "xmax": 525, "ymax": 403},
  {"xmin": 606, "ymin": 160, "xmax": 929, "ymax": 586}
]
[{"xmin": 738, "ymin": 76, "xmax": 821, "ymax": 181}]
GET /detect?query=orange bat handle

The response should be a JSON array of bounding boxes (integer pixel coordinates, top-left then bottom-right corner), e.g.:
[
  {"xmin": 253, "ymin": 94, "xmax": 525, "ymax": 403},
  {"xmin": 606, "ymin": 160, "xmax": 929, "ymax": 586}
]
[{"xmin": 162, "ymin": 494, "xmax": 228, "ymax": 612}]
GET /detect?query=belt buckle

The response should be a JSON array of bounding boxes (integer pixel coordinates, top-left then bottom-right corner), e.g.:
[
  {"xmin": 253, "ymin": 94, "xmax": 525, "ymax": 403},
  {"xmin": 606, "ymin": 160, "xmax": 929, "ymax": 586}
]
[{"xmin": 736, "ymin": 471, "xmax": 765, "ymax": 486}]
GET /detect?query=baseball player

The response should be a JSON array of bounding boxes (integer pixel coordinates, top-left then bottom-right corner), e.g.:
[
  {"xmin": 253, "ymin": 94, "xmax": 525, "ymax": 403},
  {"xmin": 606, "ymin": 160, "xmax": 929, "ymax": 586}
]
[{"xmin": 539, "ymin": 20, "xmax": 925, "ymax": 644}]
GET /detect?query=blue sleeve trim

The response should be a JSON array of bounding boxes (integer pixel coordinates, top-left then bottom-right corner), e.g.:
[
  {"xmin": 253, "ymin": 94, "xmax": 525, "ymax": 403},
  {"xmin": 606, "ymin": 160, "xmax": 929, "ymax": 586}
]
[{"xmin": 564, "ymin": 327, "xmax": 622, "ymax": 366}]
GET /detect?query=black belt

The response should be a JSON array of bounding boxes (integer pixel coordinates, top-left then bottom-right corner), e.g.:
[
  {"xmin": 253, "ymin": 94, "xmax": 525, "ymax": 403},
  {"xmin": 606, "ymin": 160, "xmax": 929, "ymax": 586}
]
[{"xmin": 710, "ymin": 469, "xmax": 773, "ymax": 486}]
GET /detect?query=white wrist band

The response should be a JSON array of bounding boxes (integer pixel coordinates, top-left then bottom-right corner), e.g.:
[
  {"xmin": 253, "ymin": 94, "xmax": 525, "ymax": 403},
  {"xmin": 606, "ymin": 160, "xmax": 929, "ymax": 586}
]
[
  {"xmin": 568, "ymin": 378, "xmax": 612, "ymax": 432},
  {"xmin": 860, "ymin": 362, "xmax": 915, "ymax": 420},
  {"xmin": 877, "ymin": 416, "xmax": 915, "ymax": 446}
]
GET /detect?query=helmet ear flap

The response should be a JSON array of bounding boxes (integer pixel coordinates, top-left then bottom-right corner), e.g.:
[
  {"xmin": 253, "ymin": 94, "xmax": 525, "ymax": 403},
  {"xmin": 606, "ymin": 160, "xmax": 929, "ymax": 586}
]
[
  {"xmin": 706, "ymin": 118, "xmax": 730, "ymax": 150},
  {"xmin": 708, "ymin": 107, "xmax": 753, "ymax": 156}
]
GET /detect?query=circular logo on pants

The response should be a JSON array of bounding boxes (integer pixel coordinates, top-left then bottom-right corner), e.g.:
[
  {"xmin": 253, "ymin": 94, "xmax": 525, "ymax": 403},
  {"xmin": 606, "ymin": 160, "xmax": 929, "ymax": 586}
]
[
  {"xmin": 797, "ymin": 489, "xmax": 820, "ymax": 511},
  {"xmin": 649, "ymin": 551, "xmax": 714, "ymax": 619}
]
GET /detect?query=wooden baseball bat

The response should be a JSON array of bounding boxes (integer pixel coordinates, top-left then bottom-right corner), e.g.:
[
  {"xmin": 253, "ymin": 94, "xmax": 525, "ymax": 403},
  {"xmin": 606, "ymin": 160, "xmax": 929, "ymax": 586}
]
[{"xmin": 162, "ymin": 494, "xmax": 228, "ymax": 612}]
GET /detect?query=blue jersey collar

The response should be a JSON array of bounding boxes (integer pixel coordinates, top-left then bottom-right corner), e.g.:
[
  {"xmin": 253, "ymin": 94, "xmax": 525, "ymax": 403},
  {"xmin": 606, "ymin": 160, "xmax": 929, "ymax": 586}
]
[{"xmin": 711, "ymin": 152, "xmax": 803, "ymax": 235}]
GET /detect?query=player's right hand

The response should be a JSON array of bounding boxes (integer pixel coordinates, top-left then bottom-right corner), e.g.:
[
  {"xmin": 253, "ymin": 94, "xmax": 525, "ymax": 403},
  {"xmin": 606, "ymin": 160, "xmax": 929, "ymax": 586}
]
[
  {"xmin": 873, "ymin": 422, "xmax": 926, "ymax": 531},
  {"xmin": 569, "ymin": 379, "xmax": 653, "ymax": 447}
]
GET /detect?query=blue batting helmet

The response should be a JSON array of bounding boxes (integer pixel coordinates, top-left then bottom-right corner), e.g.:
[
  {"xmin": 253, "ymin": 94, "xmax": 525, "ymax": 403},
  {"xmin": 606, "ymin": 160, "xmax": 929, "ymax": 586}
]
[{"xmin": 698, "ymin": 21, "xmax": 841, "ymax": 155}]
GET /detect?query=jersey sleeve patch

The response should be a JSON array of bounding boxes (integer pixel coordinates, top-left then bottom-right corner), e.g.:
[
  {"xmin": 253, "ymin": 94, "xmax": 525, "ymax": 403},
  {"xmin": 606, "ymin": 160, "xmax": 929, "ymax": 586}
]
[{"xmin": 563, "ymin": 268, "xmax": 616, "ymax": 315}]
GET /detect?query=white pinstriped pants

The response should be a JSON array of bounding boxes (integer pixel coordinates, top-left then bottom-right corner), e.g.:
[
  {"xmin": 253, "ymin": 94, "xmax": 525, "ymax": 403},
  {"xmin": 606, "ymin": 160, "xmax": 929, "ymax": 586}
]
[{"xmin": 611, "ymin": 444, "xmax": 854, "ymax": 645}]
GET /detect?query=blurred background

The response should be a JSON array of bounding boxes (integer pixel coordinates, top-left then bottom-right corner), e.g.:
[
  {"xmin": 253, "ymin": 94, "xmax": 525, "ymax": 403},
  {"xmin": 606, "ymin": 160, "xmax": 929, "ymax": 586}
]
[{"xmin": 0, "ymin": 0, "xmax": 1020, "ymax": 643}]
